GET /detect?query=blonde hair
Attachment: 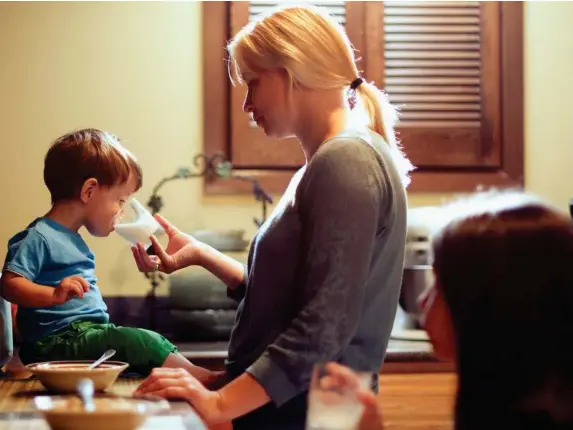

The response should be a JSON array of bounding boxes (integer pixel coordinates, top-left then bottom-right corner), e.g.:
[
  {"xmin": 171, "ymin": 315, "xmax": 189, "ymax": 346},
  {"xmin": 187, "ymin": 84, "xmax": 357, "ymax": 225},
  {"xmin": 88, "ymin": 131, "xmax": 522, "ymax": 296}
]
[{"xmin": 227, "ymin": 4, "xmax": 414, "ymax": 186}]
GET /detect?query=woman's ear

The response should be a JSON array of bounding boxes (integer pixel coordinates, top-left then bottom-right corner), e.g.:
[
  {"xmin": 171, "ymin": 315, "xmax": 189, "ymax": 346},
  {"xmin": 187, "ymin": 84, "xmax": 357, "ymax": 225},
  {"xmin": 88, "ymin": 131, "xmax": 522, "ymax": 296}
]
[{"xmin": 80, "ymin": 178, "xmax": 99, "ymax": 204}]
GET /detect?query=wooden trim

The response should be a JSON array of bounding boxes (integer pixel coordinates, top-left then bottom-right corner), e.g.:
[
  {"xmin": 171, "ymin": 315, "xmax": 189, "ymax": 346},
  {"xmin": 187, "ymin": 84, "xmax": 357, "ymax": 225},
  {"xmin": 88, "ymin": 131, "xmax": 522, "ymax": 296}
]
[
  {"xmin": 206, "ymin": 170, "xmax": 293, "ymax": 196},
  {"xmin": 479, "ymin": 2, "xmax": 502, "ymax": 166},
  {"xmin": 363, "ymin": 2, "xmax": 384, "ymax": 85},
  {"xmin": 500, "ymin": 1, "xmax": 524, "ymax": 184},
  {"xmin": 203, "ymin": 2, "xmax": 229, "ymax": 171},
  {"xmin": 409, "ymin": 169, "xmax": 522, "ymax": 193},
  {"xmin": 398, "ymin": 127, "xmax": 482, "ymax": 167},
  {"xmin": 381, "ymin": 361, "xmax": 455, "ymax": 375},
  {"xmin": 202, "ymin": 1, "xmax": 524, "ymax": 194},
  {"xmin": 345, "ymin": 2, "xmax": 367, "ymax": 76},
  {"xmin": 206, "ymin": 167, "xmax": 523, "ymax": 196},
  {"xmin": 228, "ymin": 1, "xmax": 266, "ymax": 167}
]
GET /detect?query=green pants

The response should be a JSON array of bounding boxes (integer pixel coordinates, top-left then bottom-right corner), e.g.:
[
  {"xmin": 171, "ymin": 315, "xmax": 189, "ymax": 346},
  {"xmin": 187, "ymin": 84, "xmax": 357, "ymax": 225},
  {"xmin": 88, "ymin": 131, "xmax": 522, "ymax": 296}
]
[{"xmin": 19, "ymin": 321, "xmax": 178, "ymax": 376}]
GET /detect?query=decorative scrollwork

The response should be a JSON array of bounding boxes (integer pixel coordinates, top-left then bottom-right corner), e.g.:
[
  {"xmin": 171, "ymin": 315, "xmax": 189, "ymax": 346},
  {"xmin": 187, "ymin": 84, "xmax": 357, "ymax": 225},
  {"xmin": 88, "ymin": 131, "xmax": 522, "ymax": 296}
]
[
  {"xmin": 147, "ymin": 151, "xmax": 230, "ymax": 215},
  {"xmin": 143, "ymin": 151, "xmax": 273, "ymax": 307}
]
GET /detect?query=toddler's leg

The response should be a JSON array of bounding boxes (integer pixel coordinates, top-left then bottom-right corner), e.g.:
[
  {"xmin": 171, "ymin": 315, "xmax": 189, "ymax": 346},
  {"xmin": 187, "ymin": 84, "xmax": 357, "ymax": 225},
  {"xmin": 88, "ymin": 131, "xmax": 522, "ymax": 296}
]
[{"xmin": 84, "ymin": 324, "xmax": 221, "ymax": 384}]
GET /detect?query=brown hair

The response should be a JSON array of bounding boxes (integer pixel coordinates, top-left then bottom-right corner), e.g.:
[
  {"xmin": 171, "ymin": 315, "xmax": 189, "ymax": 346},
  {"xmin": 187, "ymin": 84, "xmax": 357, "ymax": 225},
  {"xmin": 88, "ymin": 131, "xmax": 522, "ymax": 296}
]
[
  {"xmin": 432, "ymin": 190, "xmax": 573, "ymax": 429},
  {"xmin": 44, "ymin": 128, "xmax": 143, "ymax": 203}
]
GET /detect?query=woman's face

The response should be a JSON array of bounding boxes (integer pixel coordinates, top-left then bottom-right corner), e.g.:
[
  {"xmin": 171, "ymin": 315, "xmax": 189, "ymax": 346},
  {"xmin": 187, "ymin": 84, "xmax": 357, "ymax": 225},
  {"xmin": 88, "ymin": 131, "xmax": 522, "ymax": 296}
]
[
  {"xmin": 418, "ymin": 277, "xmax": 456, "ymax": 362},
  {"xmin": 242, "ymin": 69, "xmax": 296, "ymax": 139}
]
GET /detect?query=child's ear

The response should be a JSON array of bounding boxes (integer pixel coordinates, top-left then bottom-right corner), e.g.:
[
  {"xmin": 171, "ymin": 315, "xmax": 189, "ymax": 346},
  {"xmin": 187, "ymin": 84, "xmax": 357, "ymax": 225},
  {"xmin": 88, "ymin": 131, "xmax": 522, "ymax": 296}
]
[{"xmin": 80, "ymin": 178, "xmax": 99, "ymax": 204}]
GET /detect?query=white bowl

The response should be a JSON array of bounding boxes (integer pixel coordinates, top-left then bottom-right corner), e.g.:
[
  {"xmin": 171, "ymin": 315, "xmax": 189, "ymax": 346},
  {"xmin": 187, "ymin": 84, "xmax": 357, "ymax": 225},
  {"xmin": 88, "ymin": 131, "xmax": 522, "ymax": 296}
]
[
  {"xmin": 26, "ymin": 360, "xmax": 129, "ymax": 393},
  {"xmin": 34, "ymin": 395, "xmax": 169, "ymax": 430}
]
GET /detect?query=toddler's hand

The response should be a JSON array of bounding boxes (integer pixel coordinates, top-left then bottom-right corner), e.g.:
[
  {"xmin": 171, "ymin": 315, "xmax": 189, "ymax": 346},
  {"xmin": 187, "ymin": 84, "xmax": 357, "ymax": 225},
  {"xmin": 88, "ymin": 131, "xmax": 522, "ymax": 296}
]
[{"xmin": 52, "ymin": 276, "xmax": 90, "ymax": 305}]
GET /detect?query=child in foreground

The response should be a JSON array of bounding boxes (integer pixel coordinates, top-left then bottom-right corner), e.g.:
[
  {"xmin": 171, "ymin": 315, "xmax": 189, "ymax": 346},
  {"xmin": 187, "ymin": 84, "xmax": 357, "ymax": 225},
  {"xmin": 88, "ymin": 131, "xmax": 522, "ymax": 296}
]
[{"xmin": 1, "ymin": 128, "xmax": 214, "ymax": 381}]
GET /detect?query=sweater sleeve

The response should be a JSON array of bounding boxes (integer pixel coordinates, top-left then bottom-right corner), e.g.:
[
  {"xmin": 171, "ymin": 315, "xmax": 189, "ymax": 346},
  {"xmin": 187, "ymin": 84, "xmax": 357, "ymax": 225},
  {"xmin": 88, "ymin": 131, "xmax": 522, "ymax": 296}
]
[
  {"xmin": 246, "ymin": 138, "xmax": 384, "ymax": 406},
  {"xmin": 227, "ymin": 264, "xmax": 249, "ymax": 302}
]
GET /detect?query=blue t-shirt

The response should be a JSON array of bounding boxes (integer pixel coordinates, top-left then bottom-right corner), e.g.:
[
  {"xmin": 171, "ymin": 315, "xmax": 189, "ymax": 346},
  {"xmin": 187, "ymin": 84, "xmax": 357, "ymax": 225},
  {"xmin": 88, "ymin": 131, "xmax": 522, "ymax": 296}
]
[{"xmin": 2, "ymin": 217, "xmax": 109, "ymax": 343}]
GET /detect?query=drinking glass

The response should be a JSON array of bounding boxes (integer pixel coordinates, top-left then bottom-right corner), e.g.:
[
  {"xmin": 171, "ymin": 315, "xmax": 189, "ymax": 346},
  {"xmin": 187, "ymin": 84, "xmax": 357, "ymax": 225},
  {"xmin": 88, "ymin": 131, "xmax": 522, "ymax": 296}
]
[
  {"xmin": 114, "ymin": 198, "xmax": 164, "ymax": 251},
  {"xmin": 305, "ymin": 362, "xmax": 373, "ymax": 430}
]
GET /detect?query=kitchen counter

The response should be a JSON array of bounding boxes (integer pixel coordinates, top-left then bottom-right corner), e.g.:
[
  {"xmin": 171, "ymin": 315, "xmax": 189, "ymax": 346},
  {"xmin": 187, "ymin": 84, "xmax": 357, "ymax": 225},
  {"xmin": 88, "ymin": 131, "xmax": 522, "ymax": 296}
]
[
  {"xmin": 176, "ymin": 338, "xmax": 431, "ymax": 361},
  {"xmin": 175, "ymin": 336, "xmax": 453, "ymax": 373}
]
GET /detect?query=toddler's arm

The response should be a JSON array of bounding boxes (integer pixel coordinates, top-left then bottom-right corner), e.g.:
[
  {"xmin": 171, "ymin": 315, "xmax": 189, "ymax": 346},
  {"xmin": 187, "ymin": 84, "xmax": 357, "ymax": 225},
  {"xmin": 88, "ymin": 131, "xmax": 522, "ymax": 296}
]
[{"xmin": 1, "ymin": 272, "xmax": 89, "ymax": 307}]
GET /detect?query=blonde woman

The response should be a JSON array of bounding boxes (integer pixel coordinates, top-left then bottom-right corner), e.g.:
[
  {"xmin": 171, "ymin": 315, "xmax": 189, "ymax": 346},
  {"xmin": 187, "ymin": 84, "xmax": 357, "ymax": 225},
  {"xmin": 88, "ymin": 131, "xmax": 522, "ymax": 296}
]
[{"xmin": 132, "ymin": 5, "xmax": 413, "ymax": 429}]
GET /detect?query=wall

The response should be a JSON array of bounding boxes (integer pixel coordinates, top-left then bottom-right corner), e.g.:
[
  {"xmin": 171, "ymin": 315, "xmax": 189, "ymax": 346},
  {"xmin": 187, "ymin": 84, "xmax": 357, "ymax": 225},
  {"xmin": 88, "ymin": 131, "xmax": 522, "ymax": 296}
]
[
  {"xmin": 0, "ymin": 2, "xmax": 571, "ymax": 296},
  {"xmin": 523, "ymin": 2, "xmax": 573, "ymax": 208}
]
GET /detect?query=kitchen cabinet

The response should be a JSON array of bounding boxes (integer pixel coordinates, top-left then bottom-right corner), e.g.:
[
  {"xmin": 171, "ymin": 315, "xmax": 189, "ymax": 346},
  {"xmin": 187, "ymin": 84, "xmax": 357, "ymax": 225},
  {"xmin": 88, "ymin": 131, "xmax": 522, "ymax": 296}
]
[{"xmin": 378, "ymin": 372, "xmax": 456, "ymax": 429}]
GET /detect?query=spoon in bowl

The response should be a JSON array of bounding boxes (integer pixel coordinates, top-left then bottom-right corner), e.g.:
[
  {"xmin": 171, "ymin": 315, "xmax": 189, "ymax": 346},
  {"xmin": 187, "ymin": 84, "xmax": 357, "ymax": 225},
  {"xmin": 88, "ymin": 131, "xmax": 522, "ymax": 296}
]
[{"xmin": 88, "ymin": 349, "xmax": 116, "ymax": 370}]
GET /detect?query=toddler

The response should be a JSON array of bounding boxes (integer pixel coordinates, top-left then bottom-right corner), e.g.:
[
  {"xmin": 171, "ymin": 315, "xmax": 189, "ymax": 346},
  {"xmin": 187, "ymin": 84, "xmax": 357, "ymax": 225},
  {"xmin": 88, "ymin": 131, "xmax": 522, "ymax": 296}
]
[{"xmin": 1, "ymin": 128, "xmax": 213, "ymax": 381}]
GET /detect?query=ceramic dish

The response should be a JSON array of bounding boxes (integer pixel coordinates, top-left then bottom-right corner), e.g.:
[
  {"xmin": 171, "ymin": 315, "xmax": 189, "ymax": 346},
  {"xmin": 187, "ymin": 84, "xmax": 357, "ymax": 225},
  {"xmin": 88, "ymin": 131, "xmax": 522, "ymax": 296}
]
[{"xmin": 26, "ymin": 360, "xmax": 129, "ymax": 392}]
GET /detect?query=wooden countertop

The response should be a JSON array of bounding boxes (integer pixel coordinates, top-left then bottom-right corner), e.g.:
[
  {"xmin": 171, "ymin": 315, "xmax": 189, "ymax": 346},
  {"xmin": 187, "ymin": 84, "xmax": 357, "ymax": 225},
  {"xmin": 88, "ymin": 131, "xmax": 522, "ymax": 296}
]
[
  {"xmin": 0, "ymin": 373, "xmax": 456, "ymax": 430},
  {"xmin": 0, "ymin": 379, "xmax": 207, "ymax": 430}
]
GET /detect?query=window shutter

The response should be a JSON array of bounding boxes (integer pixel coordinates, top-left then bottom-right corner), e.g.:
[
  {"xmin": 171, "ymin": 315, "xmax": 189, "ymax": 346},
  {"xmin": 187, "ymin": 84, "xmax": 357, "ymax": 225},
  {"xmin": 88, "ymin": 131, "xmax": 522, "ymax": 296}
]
[
  {"xmin": 204, "ymin": 1, "xmax": 523, "ymax": 195},
  {"xmin": 249, "ymin": 1, "xmax": 346, "ymax": 25},
  {"xmin": 227, "ymin": 1, "xmax": 503, "ymax": 170},
  {"xmin": 228, "ymin": 1, "xmax": 363, "ymax": 168},
  {"xmin": 370, "ymin": 1, "xmax": 502, "ymax": 168}
]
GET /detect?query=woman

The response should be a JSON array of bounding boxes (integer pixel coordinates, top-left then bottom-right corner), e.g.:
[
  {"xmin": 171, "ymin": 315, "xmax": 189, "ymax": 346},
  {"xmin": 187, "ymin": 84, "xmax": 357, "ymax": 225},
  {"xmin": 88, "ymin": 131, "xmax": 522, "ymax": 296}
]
[
  {"xmin": 420, "ymin": 191, "xmax": 573, "ymax": 430},
  {"xmin": 132, "ymin": 5, "xmax": 412, "ymax": 429}
]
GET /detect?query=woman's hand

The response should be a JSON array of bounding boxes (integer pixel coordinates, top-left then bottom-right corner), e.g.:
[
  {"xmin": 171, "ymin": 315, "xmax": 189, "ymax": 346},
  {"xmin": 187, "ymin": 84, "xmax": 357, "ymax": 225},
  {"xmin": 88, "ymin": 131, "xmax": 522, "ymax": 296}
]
[
  {"xmin": 131, "ymin": 214, "xmax": 204, "ymax": 274},
  {"xmin": 134, "ymin": 368, "xmax": 225, "ymax": 424},
  {"xmin": 357, "ymin": 389, "xmax": 383, "ymax": 430},
  {"xmin": 324, "ymin": 363, "xmax": 384, "ymax": 430}
]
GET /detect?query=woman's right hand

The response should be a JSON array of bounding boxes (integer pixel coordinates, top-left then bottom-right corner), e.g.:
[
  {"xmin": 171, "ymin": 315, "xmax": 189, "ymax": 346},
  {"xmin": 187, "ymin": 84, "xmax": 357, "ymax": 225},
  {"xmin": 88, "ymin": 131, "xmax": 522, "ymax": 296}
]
[
  {"xmin": 131, "ymin": 214, "xmax": 204, "ymax": 274},
  {"xmin": 324, "ymin": 363, "xmax": 384, "ymax": 430}
]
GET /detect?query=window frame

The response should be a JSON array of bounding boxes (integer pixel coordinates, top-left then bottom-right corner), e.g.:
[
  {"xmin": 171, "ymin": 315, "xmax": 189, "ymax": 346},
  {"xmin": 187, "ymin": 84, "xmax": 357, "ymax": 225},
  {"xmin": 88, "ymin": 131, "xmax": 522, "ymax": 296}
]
[{"xmin": 202, "ymin": 1, "xmax": 523, "ymax": 195}]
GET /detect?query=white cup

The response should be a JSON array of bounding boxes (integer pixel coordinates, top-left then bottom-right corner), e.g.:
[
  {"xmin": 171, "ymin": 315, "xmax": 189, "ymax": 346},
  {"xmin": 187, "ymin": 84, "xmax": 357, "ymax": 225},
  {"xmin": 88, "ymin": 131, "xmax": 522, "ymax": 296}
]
[
  {"xmin": 114, "ymin": 198, "xmax": 164, "ymax": 251},
  {"xmin": 305, "ymin": 363, "xmax": 373, "ymax": 430}
]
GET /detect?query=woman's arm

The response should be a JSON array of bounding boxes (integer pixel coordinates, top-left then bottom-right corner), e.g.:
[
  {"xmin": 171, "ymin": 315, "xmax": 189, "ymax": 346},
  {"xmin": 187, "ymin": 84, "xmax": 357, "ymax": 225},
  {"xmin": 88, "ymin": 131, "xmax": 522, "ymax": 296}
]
[
  {"xmin": 132, "ymin": 215, "xmax": 248, "ymax": 293},
  {"xmin": 133, "ymin": 369, "xmax": 268, "ymax": 424},
  {"xmin": 197, "ymin": 242, "xmax": 246, "ymax": 291},
  {"xmin": 134, "ymin": 364, "xmax": 382, "ymax": 427}
]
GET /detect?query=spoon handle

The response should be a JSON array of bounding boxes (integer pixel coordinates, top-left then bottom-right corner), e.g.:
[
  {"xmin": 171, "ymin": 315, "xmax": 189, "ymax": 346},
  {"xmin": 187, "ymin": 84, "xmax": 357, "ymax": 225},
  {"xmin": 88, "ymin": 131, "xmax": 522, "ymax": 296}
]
[{"xmin": 88, "ymin": 349, "xmax": 117, "ymax": 370}]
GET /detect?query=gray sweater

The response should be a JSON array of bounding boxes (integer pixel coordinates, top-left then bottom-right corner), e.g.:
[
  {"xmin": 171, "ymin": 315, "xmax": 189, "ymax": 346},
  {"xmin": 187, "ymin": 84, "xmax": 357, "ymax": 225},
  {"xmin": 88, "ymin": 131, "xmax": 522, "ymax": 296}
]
[{"xmin": 226, "ymin": 129, "xmax": 407, "ymax": 428}]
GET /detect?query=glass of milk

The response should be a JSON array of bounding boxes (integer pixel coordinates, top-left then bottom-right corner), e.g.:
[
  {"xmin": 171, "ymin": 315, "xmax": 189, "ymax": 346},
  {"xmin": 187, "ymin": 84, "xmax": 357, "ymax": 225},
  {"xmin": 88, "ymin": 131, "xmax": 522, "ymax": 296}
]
[
  {"xmin": 114, "ymin": 198, "xmax": 164, "ymax": 250},
  {"xmin": 305, "ymin": 363, "xmax": 373, "ymax": 430}
]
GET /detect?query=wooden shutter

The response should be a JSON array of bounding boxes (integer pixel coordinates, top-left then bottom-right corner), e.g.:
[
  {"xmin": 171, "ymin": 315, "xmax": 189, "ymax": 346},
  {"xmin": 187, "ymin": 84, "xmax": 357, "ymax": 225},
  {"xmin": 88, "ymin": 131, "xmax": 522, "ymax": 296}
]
[
  {"xmin": 204, "ymin": 1, "xmax": 522, "ymax": 194},
  {"xmin": 228, "ymin": 1, "xmax": 365, "ymax": 168},
  {"xmin": 228, "ymin": 1, "xmax": 503, "ymax": 170},
  {"xmin": 366, "ymin": 1, "xmax": 501, "ymax": 168},
  {"xmin": 248, "ymin": 1, "xmax": 347, "ymax": 24}
]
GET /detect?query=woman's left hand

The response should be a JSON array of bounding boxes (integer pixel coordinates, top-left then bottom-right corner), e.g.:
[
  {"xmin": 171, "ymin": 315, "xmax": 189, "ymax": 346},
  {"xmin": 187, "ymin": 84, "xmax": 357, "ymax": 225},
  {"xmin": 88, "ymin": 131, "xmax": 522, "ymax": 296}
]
[{"xmin": 133, "ymin": 368, "xmax": 224, "ymax": 424}]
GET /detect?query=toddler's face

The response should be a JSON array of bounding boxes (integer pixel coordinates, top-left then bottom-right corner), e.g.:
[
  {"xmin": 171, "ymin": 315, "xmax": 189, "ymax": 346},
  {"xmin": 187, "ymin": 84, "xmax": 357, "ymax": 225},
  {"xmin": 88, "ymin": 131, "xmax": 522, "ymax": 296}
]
[{"xmin": 84, "ymin": 175, "xmax": 138, "ymax": 237}]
